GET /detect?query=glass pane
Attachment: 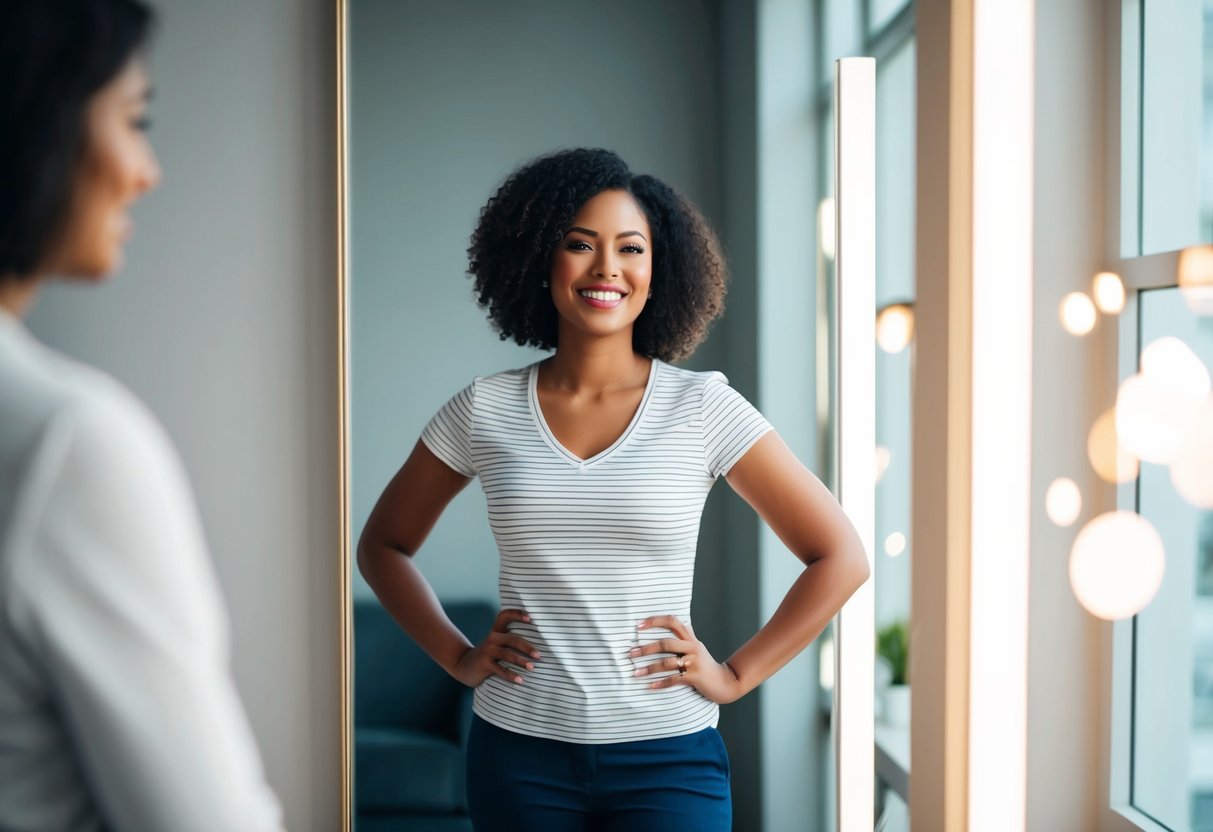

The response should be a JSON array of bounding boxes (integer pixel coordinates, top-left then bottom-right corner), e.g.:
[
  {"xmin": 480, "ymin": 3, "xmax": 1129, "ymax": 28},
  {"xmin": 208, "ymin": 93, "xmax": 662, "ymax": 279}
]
[
  {"xmin": 1132, "ymin": 286, "xmax": 1213, "ymax": 830},
  {"xmin": 874, "ymin": 36, "xmax": 915, "ymax": 686},
  {"xmin": 1138, "ymin": 0, "xmax": 1213, "ymax": 253},
  {"xmin": 873, "ymin": 38, "xmax": 915, "ymax": 832},
  {"xmin": 819, "ymin": 0, "xmax": 862, "ymax": 82},
  {"xmin": 869, "ymin": 0, "xmax": 909, "ymax": 34}
]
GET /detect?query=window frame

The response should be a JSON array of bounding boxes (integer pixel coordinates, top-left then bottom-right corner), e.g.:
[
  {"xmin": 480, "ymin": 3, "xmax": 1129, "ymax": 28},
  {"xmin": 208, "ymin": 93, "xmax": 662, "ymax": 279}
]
[{"xmin": 1102, "ymin": 2, "xmax": 1190, "ymax": 830}]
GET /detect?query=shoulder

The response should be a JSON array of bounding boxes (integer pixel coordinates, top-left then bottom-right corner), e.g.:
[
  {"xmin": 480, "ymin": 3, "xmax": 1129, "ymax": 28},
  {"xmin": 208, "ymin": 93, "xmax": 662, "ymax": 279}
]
[
  {"xmin": 654, "ymin": 360, "xmax": 732, "ymax": 398},
  {"xmin": 0, "ymin": 336, "xmax": 176, "ymax": 491},
  {"xmin": 469, "ymin": 364, "xmax": 531, "ymax": 394}
]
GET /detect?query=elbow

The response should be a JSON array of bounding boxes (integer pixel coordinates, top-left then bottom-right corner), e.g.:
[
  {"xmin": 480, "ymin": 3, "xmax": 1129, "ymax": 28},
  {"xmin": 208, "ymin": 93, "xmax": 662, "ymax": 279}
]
[
  {"xmin": 355, "ymin": 534, "xmax": 376, "ymax": 582},
  {"xmin": 851, "ymin": 550, "xmax": 872, "ymax": 591}
]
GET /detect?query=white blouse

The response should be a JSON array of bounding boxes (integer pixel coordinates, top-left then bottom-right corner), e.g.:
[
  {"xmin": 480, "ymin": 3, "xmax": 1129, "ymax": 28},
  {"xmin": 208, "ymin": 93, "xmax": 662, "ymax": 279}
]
[{"xmin": 0, "ymin": 310, "xmax": 284, "ymax": 832}]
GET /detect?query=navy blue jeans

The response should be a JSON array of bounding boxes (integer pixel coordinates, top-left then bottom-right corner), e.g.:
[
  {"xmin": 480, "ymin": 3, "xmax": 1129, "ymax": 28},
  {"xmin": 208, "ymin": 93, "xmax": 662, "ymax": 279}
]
[{"xmin": 465, "ymin": 716, "xmax": 732, "ymax": 831}]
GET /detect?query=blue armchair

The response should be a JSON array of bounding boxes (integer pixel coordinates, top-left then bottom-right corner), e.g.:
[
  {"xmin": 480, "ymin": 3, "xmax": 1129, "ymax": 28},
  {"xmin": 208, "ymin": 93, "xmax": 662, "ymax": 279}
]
[{"xmin": 354, "ymin": 598, "xmax": 496, "ymax": 832}]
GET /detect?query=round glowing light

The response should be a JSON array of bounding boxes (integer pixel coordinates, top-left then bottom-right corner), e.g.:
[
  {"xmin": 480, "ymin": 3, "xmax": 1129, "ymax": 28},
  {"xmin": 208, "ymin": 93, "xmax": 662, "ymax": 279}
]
[
  {"xmin": 1140, "ymin": 336, "xmax": 1211, "ymax": 400},
  {"xmin": 1060, "ymin": 292, "xmax": 1098, "ymax": 336},
  {"xmin": 1069, "ymin": 511, "xmax": 1165, "ymax": 620},
  {"xmin": 875, "ymin": 445, "xmax": 892, "ymax": 483},
  {"xmin": 876, "ymin": 304, "xmax": 915, "ymax": 354},
  {"xmin": 1087, "ymin": 408, "xmax": 1140, "ymax": 484},
  {"xmin": 1116, "ymin": 373, "xmax": 1204, "ymax": 464},
  {"xmin": 818, "ymin": 198, "xmax": 836, "ymax": 260},
  {"xmin": 1170, "ymin": 396, "xmax": 1213, "ymax": 508},
  {"xmin": 884, "ymin": 532, "xmax": 907, "ymax": 558},
  {"xmin": 1045, "ymin": 478, "xmax": 1082, "ymax": 527},
  {"xmin": 1092, "ymin": 272, "xmax": 1126, "ymax": 314},
  {"xmin": 1178, "ymin": 244, "xmax": 1213, "ymax": 316}
]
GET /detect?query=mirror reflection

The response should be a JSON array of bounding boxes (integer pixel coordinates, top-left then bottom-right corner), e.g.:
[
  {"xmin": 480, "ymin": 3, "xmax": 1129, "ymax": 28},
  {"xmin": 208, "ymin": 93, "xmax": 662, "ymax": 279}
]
[{"xmin": 345, "ymin": 2, "xmax": 878, "ymax": 830}]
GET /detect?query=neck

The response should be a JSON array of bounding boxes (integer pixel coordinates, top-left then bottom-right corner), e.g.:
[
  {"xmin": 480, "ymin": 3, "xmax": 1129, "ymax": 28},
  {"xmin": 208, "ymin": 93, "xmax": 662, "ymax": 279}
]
[
  {"xmin": 0, "ymin": 277, "xmax": 40, "ymax": 319},
  {"xmin": 545, "ymin": 326, "xmax": 650, "ymax": 393}
]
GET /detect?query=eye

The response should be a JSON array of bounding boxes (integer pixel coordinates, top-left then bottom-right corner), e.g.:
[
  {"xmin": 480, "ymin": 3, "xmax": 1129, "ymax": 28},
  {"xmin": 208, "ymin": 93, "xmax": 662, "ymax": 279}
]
[
  {"xmin": 566, "ymin": 240, "xmax": 592, "ymax": 251},
  {"xmin": 131, "ymin": 116, "xmax": 152, "ymax": 132},
  {"xmin": 621, "ymin": 244, "xmax": 646, "ymax": 254}
]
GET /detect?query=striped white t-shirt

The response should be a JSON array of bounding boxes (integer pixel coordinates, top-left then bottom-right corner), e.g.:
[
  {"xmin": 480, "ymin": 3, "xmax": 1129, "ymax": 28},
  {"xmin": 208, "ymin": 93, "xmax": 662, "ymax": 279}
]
[{"xmin": 420, "ymin": 358, "xmax": 772, "ymax": 744}]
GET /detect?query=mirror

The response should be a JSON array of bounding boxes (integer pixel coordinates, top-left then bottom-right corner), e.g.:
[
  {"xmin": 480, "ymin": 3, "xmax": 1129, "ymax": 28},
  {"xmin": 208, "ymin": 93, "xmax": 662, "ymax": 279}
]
[{"xmin": 338, "ymin": 3, "xmax": 881, "ymax": 830}]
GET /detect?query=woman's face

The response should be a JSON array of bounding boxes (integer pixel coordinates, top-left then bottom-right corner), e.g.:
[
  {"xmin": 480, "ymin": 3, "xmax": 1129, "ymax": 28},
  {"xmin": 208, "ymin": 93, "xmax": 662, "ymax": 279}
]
[
  {"xmin": 50, "ymin": 58, "xmax": 160, "ymax": 279},
  {"xmin": 549, "ymin": 189, "xmax": 653, "ymax": 344}
]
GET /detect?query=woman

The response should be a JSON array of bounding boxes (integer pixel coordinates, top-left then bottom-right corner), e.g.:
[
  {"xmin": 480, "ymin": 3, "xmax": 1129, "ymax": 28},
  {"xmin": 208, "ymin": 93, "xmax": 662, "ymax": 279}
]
[
  {"xmin": 358, "ymin": 148, "xmax": 869, "ymax": 831},
  {"xmin": 0, "ymin": 2, "xmax": 283, "ymax": 830}
]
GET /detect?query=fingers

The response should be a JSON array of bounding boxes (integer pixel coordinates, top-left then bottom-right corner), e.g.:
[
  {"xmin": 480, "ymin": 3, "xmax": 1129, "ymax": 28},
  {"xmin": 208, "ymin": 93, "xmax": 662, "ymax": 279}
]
[
  {"xmin": 484, "ymin": 609, "xmax": 538, "ymax": 685},
  {"xmin": 632, "ymin": 654, "xmax": 692, "ymax": 678},
  {"xmin": 628, "ymin": 637, "xmax": 693, "ymax": 659},
  {"xmin": 645, "ymin": 672, "xmax": 691, "ymax": 690},
  {"xmin": 637, "ymin": 614, "xmax": 694, "ymax": 640},
  {"xmin": 488, "ymin": 656, "xmax": 526, "ymax": 684},
  {"xmin": 488, "ymin": 631, "xmax": 540, "ymax": 660},
  {"xmin": 493, "ymin": 608, "xmax": 531, "ymax": 632}
]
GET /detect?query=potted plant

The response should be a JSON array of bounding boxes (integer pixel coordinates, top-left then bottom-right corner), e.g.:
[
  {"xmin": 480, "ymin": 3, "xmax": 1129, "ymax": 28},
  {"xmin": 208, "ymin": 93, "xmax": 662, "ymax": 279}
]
[{"xmin": 877, "ymin": 620, "xmax": 910, "ymax": 727}]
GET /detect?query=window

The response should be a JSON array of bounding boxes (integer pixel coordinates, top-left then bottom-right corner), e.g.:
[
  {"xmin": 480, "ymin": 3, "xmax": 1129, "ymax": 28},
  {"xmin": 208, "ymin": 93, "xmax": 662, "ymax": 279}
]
[{"xmin": 811, "ymin": 1, "xmax": 915, "ymax": 827}]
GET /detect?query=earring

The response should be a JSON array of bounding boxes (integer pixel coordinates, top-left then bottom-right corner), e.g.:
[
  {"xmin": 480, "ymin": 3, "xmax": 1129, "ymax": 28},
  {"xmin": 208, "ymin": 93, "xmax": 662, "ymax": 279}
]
[
  {"xmin": 647, "ymin": 291, "xmax": 652, "ymax": 299},
  {"xmin": 542, "ymin": 280, "xmax": 549, "ymax": 287}
]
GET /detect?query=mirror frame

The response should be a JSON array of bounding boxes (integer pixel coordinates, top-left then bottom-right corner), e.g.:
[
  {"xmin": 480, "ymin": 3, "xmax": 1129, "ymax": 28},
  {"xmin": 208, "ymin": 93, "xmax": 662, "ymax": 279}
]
[
  {"xmin": 336, "ymin": 0, "xmax": 353, "ymax": 829},
  {"xmin": 332, "ymin": 8, "xmax": 878, "ymax": 830}
]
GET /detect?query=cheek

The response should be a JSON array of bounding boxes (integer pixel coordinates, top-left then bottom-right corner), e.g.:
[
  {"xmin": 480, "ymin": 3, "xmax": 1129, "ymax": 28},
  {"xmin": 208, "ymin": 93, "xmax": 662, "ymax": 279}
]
[{"xmin": 550, "ymin": 251, "xmax": 581, "ymax": 286}]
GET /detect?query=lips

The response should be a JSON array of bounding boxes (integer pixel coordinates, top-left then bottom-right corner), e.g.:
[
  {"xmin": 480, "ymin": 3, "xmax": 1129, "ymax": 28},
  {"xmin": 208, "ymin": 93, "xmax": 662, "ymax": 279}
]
[{"xmin": 576, "ymin": 284, "xmax": 630, "ymax": 310}]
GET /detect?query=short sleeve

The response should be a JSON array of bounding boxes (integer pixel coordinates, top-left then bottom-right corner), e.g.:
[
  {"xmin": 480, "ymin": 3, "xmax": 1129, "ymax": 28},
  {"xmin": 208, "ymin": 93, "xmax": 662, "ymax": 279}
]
[
  {"xmin": 419, "ymin": 381, "xmax": 477, "ymax": 478},
  {"xmin": 701, "ymin": 374, "xmax": 774, "ymax": 478}
]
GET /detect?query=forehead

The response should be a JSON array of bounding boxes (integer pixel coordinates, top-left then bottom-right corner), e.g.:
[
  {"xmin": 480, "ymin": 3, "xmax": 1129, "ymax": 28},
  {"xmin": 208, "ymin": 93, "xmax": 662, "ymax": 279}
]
[
  {"xmin": 96, "ymin": 58, "xmax": 151, "ymax": 106},
  {"xmin": 572, "ymin": 189, "xmax": 650, "ymax": 231}
]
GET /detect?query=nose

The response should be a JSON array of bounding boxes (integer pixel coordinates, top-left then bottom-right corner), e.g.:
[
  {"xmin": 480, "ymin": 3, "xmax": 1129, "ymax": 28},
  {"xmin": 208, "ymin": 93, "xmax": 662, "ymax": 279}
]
[
  {"xmin": 137, "ymin": 142, "xmax": 162, "ymax": 195},
  {"xmin": 593, "ymin": 247, "xmax": 619, "ymax": 279}
]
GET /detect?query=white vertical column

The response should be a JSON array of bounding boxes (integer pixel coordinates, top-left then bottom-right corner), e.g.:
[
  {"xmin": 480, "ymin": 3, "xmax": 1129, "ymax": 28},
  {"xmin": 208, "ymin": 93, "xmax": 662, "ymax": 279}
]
[
  {"xmin": 834, "ymin": 56, "xmax": 876, "ymax": 832},
  {"xmin": 970, "ymin": 0, "xmax": 1033, "ymax": 828}
]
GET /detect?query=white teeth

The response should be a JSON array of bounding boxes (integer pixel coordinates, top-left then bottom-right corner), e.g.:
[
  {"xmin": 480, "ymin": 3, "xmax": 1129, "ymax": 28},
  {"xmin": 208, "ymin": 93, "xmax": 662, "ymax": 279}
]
[{"xmin": 579, "ymin": 290, "xmax": 623, "ymax": 301}]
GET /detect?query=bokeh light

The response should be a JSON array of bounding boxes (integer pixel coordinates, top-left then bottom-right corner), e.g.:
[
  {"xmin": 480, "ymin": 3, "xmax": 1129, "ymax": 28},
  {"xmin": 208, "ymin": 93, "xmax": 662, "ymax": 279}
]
[
  {"xmin": 1178, "ymin": 244, "xmax": 1213, "ymax": 316},
  {"xmin": 1045, "ymin": 477, "xmax": 1082, "ymax": 527},
  {"xmin": 1170, "ymin": 396, "xmax": 1213, "ymax": 508},
  {"xmin": 1087, "ymin": 408, "xmax": 1140, "ymax": 484},
  {"xmin": 1069, "ymin": 511, "xmax": 1165, "ymax": 620},
  {"xmin": 876, "ymin": 304, "xmax": 915, "ymax": 354},
  {"xmin": 884, "ymin": 532, "xmax": 907, "ymax": 558},
  {"xmin": 1140, "ymin": 336, "xmax": 1211, "ymax": 400},
  {"xmin": 875, "ymin": 445, "xmax": 892, "ymax": 483},
  {"xmin": 1115, "ymin": 373, "xmax": 1202, "ymax": 464},
  {"xmin": 1060, "ymin": 292, "xmax": 1097, "ymax": 336},
  {"xmin": 1092, "ymin": 272, "xmax": 1125, "ymax": 314}
]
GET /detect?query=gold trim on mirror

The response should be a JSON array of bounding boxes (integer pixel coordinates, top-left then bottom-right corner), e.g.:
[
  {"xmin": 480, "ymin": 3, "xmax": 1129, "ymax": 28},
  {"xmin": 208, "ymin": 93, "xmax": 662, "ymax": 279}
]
[{"xmin": 336, "ymin": 0, "xmax": 352, "ymax": 828}]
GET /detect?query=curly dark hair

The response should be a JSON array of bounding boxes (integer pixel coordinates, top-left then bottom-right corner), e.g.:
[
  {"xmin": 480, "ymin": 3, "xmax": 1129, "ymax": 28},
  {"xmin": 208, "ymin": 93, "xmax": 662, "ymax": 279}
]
[{"xmin": 467, "ymin": 148, "xmax": 727, "ymax": 363}]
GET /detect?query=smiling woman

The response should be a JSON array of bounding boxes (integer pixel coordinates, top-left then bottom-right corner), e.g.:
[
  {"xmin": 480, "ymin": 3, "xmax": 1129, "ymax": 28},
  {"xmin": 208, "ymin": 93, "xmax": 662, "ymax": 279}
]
[{"xmin": 355, "ymin": 147, "xmax": 870, "ymax": 831}]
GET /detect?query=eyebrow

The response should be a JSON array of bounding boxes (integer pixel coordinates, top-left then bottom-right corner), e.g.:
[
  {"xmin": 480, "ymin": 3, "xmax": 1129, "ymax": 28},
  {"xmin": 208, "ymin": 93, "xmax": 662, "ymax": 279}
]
[{"xmin": 564, "ymin": 227, "xmax": 649, "ymax": 242}]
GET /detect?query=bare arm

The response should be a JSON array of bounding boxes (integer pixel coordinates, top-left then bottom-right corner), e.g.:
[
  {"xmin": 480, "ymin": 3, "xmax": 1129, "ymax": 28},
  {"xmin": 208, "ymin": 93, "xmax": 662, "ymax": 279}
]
[
  {"xmin": 357, "ymin": 441, "xmax": 538, "ymax": 686},
  {"xmin": 633, "ymin": 431, "xmax": 870, "ymax": 702},
  {"xmin": 720, "ymin": 431, "xmax": 870, "ymax": 694}
]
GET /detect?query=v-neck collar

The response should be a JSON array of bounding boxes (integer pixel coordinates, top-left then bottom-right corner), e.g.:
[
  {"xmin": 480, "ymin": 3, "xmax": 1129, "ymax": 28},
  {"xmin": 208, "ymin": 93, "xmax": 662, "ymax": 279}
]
[{"xmin": 527, "ymin": 358, "xmax": 661, "ymax": 470}]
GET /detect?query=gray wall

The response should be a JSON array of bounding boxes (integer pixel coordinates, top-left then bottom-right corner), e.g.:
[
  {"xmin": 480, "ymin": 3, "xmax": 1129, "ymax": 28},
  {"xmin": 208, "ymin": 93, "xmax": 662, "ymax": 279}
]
[
  {"xmin": 26, "ymin": 1, "xmax": 341, "ymax": 829},
  {"xmin": 348, "ymin": 0, "xmax": 726, "ymax": 604}
]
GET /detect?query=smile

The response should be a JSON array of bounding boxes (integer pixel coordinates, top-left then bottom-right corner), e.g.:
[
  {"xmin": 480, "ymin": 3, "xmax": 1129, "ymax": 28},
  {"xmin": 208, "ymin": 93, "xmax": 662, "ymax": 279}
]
[
  {"xmin": 576, "ymin": 287, "xmax": 628, "ymax": 310},
  {"xmin": 578, "ymin": 289, "xmax": 625, "ymax": 301}
]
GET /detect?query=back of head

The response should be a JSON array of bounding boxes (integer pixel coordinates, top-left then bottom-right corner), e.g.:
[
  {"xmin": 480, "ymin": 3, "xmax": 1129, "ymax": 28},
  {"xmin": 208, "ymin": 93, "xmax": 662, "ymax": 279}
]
[{"xmin": 0, "ymin": 0, "xmax": 154, "ymax": 279}]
